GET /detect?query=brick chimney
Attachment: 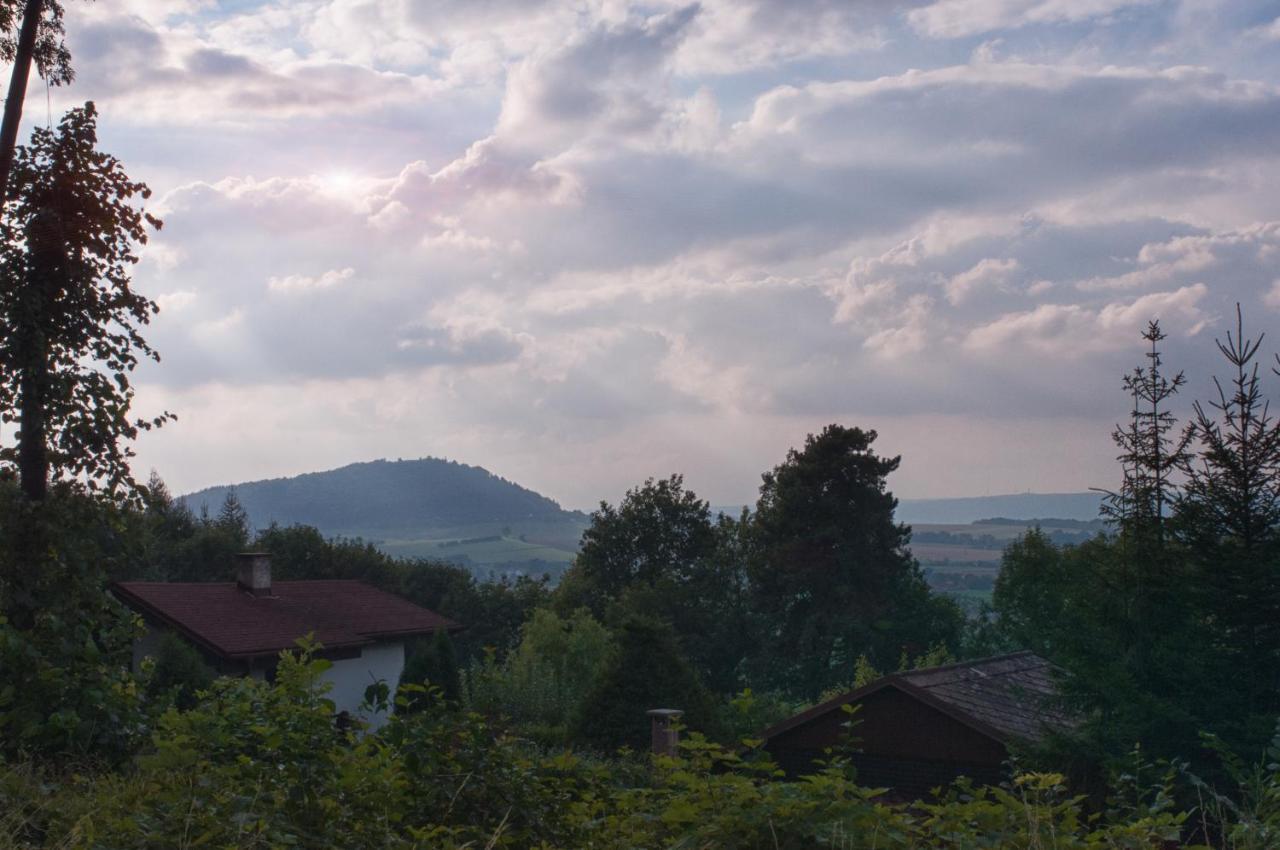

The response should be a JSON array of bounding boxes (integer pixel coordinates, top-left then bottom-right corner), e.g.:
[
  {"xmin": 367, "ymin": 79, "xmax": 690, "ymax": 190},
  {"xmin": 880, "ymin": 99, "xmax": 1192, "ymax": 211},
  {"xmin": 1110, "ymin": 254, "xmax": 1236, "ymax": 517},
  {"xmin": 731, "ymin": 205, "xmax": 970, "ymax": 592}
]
[
  {"xmin": 236, "ymin": 552, "xmax": 272, "ymax": 597},
  {"xmin": 647, "ymin": 708, "xmax": 683, "ymax": 757}
]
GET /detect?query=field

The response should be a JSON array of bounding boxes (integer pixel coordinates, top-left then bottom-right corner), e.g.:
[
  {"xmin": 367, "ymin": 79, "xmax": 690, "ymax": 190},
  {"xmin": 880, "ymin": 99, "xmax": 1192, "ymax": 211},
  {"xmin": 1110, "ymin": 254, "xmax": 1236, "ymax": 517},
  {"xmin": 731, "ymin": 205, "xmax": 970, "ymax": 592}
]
[{"xmin": 378, "ymin": 534, "xmax": 577, "ymax": 568}]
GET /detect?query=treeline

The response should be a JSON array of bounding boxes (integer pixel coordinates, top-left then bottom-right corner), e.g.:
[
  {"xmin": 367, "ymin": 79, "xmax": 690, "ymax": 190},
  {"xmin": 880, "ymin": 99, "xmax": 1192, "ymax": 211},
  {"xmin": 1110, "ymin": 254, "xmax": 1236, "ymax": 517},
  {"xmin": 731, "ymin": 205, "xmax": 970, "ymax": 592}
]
[{"xmin": 977, "ymin": 314, "xmax": 1280, "ymax": 780}]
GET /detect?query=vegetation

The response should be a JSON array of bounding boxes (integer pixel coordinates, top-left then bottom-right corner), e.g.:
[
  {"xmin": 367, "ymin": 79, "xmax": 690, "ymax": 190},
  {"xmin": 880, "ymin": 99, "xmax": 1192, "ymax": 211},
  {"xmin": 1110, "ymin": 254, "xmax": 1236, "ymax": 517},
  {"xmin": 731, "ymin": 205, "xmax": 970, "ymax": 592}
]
[
  {"xmin": 1, "ymin": 645, "xmax": 1272, "ymax": 848},
  {"xmin": 986, "ymin": 313, "xmax": 1280, "ymax": 780}
]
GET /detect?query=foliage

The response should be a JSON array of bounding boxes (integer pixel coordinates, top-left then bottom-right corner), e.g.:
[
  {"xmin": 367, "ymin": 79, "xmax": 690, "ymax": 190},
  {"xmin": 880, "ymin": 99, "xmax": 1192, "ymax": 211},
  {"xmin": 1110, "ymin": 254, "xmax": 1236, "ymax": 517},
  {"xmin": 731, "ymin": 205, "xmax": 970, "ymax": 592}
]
[
  {"xmin": 991, "ymin": 315, "xmax": 1280, "ymax": 775},
  {"xmin": 559, "ymin": 483, "xmax": 756, "ymax": 695},
  {"xmin": 0, "ymin": 1, "xmax": 73, "ymax": 87},
  {"xmin": 1175, "ymin": 308, "xmax": 1280, "ymax": 734},
  {"xmin": 0, "ymin": 103, "xmax": 168, "ymax": 502},
  {"xmin": 561, "ymin": 474, "xmax": 719, "ymax": 616},
  {"xmin": 144, "ymin": 631, "xmax": 215, "ymax": 711},
  {"xmin": 573, "ymin": 614, "xmax": 720, "ymax": 752},
  {"xmin": 463, "ymin": 606, "xmax": 612, "ymax": 741},
  {"xmin": 399, "ymin": 628, "xmax": 461, "ymax": 708},
  {"xmin": 0, "ymin": 645, "xmax": 1235, "ymax": 849},
  {"xmin": 0, "ymin": 485, "xmax": 150, "ymax": 764},
  {"xmin": 748, "ymin": 424, "xmax": 964, "ymax": 698}
]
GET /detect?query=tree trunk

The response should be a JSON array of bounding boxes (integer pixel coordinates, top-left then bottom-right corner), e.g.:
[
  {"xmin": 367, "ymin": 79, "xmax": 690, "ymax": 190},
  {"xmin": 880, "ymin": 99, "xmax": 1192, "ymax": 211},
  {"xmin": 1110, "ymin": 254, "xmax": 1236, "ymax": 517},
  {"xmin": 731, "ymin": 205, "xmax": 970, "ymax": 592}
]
[
  {"xmin": 0, "ymin": 0, "xmax": 41, "ymax": 203},
  {"xmin": 16, "ymin": 328, "xmax": 47, "ymax": 501}
]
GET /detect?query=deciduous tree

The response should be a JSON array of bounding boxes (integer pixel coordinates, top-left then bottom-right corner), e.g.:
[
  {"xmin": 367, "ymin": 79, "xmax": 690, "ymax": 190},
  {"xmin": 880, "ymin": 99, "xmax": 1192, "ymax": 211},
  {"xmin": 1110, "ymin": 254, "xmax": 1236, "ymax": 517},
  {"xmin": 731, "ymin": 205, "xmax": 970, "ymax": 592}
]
[{"xmin": 0, "ymin": 102, "xmax": 169, "ymax": 502}]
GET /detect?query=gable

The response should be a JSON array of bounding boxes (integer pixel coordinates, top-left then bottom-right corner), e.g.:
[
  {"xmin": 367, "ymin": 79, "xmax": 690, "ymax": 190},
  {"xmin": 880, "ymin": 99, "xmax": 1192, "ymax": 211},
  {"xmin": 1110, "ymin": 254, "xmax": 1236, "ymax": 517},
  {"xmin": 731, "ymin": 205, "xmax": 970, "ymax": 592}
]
[{"xmin": 765, "ymin": 683, "xmax": 1008, "ymax": 765}]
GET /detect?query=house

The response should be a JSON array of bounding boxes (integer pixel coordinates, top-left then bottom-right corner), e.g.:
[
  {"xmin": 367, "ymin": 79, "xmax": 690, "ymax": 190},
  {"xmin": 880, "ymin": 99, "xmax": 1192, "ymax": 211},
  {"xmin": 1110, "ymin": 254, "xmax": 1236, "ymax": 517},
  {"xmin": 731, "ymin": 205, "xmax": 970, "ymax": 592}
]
[
  {"xmin": 758, "ymin": 651, "xmax": 1071, "ymax": 798},
  {"xmin": 112, "ymin": 552, "xmax": 461, "ymax": 726}
]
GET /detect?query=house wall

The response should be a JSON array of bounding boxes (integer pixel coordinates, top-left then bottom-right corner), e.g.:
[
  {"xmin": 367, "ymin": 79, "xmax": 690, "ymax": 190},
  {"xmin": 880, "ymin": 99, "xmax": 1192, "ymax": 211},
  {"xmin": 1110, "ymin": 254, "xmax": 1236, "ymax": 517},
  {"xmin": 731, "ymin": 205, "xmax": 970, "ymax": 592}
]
[
  {"xmin": 132, "ymin": 622, "xmax": 166, "ymax": 672},
  {"xmin": 765, "ymin": 685, "xmax": 1008, "ymax": 796},
  {"xmin": 320, "ymin": 640, "xmax": 405, "ymax": 728}
]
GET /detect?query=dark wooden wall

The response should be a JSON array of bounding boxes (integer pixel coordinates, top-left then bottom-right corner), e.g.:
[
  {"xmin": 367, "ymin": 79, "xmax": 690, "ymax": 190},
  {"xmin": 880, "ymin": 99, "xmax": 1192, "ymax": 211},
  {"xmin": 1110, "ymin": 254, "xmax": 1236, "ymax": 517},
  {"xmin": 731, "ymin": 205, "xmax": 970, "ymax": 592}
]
[{"xmin": 764, "ymin": 685, "xmax": 1008, "ymax": 797}]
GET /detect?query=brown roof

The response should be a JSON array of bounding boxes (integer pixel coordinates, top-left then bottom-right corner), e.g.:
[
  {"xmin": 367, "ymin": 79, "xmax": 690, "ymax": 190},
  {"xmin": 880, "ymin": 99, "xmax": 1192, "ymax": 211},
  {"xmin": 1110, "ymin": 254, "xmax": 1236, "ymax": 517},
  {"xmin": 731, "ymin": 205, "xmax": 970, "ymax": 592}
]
[
  {"xmin": 761, "ymin": 651, "xmax": 1072, "ymax": 746},
  {"xmin": 113, "ymin": 580, "xmax": 460, "ymax": 660}
]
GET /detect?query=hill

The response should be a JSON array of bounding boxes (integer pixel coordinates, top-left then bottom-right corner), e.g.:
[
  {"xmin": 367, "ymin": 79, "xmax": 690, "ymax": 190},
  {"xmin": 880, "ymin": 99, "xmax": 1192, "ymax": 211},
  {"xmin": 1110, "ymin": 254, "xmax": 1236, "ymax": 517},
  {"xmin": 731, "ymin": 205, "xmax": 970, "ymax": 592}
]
[
  {"xmin": 896, "ymin": 492, "xmax": 1103, "ymax": 525},
  {"xmin": 181, "ymin": 458, "xmax": 590, "ymax": 579}
]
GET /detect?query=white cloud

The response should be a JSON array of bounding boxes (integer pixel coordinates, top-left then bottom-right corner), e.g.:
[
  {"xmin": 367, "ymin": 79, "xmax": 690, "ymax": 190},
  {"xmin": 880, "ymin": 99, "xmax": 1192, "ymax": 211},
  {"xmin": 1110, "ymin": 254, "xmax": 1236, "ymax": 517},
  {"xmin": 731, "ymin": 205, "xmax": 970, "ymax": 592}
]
[
  {"xmin": 80, "ymin": 0, "xmax": 1280, "ymax": 503},
  {"xmin": 908, "ymin": 0, "xmax": 1161, "ymax": 39},
  {"xmin": 964, "ymin": 284, "xmax": 1209, "ymax": 356},
  {"xmin": 945, "ymin": 257, "xmax": 1020, "ymax": 304},
  {"xmin": 268, "ymin": 267, "xmax": 355, "ymax": 294}
]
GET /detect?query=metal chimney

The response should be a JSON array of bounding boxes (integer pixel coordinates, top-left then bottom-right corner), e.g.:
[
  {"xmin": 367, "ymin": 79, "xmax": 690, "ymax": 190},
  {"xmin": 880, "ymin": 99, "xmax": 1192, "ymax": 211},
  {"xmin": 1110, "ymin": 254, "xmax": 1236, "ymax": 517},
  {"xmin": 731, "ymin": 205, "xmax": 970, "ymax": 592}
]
[
  {"xmin": 647, "ymin": 708, "xmax": 683, "ymax": 757},
  {"xmin": 236, "ymin": 552, "xmax": 272, "ymax": 597}
]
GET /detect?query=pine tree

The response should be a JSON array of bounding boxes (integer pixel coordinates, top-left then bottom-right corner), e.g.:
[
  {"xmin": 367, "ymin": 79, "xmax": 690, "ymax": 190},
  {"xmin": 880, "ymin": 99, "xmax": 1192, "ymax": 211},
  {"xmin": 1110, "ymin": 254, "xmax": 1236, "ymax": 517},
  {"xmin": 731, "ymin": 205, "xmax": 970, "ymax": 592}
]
[{"xmin": 1176, "ymin": 306, "xmax": 1280, "ymax": 727}]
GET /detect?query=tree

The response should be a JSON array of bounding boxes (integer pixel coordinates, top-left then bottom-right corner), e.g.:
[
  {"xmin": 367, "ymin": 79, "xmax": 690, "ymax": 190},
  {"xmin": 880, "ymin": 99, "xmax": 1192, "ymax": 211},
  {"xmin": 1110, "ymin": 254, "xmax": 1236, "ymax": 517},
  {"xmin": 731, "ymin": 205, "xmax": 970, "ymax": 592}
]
[
  {"xmin": 572, "ymin": 614, "xmax": 718, "ymax": 752},
  {"xmin": 747, "ymin": 425, "xmax": 961, "ymax": 698},
  {"xmin": 0, "ymin": 0, "xmax": 74, "ymax": 207},
  {"xmin": 1175, "ymin": 307, "xmax": 1280, "ymax": 735},
  {"xmin": 1101, "ymin": 321, "xmax": 1193, "ymax": 546},
  {"xmin": 215, "ymin": 489, "xmax": 251, "ymax": 543},
  {"xmin": 0, "ymin": 102, "xmax": 169, "ymax": 502},
  {"xmin": 556, "ymin": 476, "xmax": 755, "ymax": 694},
  {"xmin": 559, "ymin": 474, "xmax": 718, "ymax": 616}
]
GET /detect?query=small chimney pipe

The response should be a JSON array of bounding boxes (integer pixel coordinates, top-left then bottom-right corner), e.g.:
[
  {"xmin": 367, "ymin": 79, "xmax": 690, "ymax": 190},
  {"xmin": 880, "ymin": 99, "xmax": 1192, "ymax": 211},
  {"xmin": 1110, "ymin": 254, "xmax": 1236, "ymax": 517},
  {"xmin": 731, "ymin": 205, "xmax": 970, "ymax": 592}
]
[
  {"xmin": 647, "ymin": 708, "xmax": 683, "ymax": 757},
  {"xmin": 236, "ymin": 552, "xmax": 272, "ymax": 597}
]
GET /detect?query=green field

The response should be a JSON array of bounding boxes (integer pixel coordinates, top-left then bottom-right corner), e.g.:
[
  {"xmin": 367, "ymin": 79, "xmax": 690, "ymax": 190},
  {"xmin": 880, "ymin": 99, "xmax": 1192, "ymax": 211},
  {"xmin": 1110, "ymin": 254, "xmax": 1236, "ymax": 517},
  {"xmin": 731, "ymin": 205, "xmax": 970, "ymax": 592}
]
[{"xmin": 378, "ymin": 534, "xmax": 577, "ymax": 567}]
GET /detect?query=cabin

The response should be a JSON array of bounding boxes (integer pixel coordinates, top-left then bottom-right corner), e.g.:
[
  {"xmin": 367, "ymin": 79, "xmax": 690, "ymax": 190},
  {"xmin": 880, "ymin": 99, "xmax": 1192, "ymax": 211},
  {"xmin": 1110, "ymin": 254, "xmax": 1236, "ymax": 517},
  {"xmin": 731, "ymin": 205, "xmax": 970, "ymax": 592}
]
[
  {"xmin": 759, "ymin": 651, "xmax": 1071, "ymax": 798},
  {"xmin": 112, "ymin": 552, "xmax": 461, "ymax": 727}
]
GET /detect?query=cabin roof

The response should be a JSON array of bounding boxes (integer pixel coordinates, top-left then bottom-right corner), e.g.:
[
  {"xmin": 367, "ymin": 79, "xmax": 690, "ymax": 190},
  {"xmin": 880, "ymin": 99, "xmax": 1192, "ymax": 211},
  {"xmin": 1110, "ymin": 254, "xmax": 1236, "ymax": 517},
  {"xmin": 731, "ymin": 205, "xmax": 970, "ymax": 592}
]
[
  {"xmin": 761, "ymin": 651, "xmax": 1072, "ymax": 746},
  {"xmin": 112, "ymin": 580, "xmax": 460, "ymax": 660}
]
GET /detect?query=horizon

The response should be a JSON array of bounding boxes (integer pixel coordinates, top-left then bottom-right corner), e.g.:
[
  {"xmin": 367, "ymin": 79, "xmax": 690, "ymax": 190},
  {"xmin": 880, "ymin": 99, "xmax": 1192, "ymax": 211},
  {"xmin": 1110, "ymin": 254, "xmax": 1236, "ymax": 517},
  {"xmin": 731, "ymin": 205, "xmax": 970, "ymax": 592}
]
[
  {"xmin": 174, "ymin": 453, "xmax": 1106, "ymax": 518},
  {"xmin": 49, "ymin": 1, "xmax": 1280, "ymax": 508}
]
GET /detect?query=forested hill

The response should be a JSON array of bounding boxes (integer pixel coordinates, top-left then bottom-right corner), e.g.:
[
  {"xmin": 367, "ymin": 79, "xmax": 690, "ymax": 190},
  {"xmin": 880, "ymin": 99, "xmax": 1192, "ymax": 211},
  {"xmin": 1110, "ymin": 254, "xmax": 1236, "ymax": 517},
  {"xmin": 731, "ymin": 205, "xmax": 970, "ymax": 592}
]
[{"xmin": 180, "ymin": 458, "xmax": 587, "ymax": 542}]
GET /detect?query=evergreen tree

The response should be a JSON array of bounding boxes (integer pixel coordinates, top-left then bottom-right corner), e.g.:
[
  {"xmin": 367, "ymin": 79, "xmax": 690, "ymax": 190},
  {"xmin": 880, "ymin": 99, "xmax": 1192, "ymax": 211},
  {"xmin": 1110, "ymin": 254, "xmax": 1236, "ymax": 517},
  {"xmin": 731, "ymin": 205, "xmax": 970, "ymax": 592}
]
[
  {"xmin": 573, "ymin": 615, "xmax": 718, "ymax": 752},
  {"xmin": 747, "ymin": 425, "xmax": 961, "ymax": 698},
  {"xmin": 215, "ymin": 489, "xmax": 251, "ymax": 545},
  {"xmin": 1176, "ymin": 307, "xmax": 1280, "ymax": 739}
]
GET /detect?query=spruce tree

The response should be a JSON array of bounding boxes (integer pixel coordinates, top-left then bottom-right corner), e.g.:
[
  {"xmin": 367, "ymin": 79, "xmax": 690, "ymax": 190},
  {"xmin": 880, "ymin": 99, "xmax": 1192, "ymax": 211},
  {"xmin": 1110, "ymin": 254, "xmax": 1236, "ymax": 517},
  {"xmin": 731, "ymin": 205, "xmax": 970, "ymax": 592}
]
[{"xmin": 1176, "ymin": 306, "xmax": 1280, "ymax": 734}]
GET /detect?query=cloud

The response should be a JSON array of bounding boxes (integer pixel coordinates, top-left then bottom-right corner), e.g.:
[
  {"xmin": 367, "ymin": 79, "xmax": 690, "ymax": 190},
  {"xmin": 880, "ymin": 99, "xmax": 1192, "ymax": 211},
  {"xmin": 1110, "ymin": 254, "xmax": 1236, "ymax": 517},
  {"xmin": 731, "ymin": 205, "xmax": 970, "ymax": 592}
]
[
  {"xmin": 964, "ymin": 284, "xmax": 1210, "ymax": 356},
  {"xmin": 77, "ymin": 0, "xmax": 1280, "ymax": 504},
  {"xmin": 907, "ymin": 0, "xmax": 1161, "ymax": 39},
  {"xmin": 946, "ymin": 257, "xmax": 1020, "ymax": 304},
  {"xmin": 268, "ymin": 267, "xmax": 355, "ymax": 294}
]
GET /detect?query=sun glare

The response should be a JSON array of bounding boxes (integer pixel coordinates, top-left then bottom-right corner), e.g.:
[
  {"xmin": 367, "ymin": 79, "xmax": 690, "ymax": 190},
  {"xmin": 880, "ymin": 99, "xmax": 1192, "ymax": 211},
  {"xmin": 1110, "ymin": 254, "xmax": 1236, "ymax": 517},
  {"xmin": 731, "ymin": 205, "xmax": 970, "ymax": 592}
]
[{"xmin": 315, "ymin": 170, "xmax": 362, "ymax": 195}]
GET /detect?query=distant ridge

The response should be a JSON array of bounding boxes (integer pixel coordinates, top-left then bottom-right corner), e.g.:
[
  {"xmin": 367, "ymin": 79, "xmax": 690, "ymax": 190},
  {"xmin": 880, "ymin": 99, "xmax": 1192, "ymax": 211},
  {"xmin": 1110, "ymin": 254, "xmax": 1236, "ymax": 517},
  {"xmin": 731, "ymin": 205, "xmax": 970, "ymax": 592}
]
[
  {"xmin": 896, "ymin": 492, "xmax": 1103, "ymax": 525},
  {"xmin": 180, "ymin": 457, "xmax": 587, "ymax": 539}
]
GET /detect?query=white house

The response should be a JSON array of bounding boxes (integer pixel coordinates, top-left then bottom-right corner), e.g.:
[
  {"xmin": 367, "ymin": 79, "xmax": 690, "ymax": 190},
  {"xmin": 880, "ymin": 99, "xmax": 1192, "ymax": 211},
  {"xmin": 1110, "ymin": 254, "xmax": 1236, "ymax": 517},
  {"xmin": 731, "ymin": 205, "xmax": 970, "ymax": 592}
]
[{"xmin": 113, "ymin": 553, "xmax": 461, "ymax": 727}]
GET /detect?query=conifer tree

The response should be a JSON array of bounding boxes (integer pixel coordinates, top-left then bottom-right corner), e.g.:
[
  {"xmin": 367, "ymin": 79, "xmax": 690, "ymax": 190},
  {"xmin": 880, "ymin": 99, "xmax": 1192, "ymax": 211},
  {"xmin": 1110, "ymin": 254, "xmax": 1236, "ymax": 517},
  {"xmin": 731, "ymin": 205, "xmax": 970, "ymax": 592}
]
[{"xmin": 1176, "ymin": 306, "xmax": 1280, "ymax": 726}]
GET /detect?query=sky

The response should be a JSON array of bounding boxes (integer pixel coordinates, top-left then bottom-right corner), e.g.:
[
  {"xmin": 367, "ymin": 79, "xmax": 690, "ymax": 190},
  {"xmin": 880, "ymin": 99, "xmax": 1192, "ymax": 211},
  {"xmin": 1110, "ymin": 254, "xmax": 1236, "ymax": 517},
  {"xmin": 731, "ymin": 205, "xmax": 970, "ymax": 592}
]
[{"xmin": 39, "ymin": 0, "xmax": 1280, "ymax": 510}]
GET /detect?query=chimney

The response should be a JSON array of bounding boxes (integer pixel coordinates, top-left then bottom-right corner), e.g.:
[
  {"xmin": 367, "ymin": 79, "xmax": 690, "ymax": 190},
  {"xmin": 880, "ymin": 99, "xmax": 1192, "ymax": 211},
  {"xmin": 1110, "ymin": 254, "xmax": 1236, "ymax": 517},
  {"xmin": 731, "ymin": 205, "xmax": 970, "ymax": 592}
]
[
  {"xmin": 647, "ymin": 708, "xmax": 683, "ymax": 757},
  {"xmin": 236, "ymin": 552, "xmax": 272, "ymax": 597}
]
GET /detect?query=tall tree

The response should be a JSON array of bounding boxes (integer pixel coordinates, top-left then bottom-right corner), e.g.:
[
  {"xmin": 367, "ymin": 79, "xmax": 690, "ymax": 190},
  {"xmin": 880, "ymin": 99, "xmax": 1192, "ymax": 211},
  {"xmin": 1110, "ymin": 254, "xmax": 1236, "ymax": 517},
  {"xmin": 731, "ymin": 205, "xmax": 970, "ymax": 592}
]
[
  {"xmin": 557, "ymin": 474, "xmax": 719, "ymax": 616},
  {"xmin": 0, "ymin": 0, "xmax": 72, "ymax": 207},
  {"xmin": 556, "ymin": 476, "xmax": 755, "ymax": 693},
  {"xmin": 747, "ymin": 425, "xmax": 961, "ymax": 699},
  {"xmin": 0, "ymin": 102, "xmax": 169, "ymax": 502},
  {"xmin": 1176, "ymin": 306, "xmax": 1280, "ymax": 728}
]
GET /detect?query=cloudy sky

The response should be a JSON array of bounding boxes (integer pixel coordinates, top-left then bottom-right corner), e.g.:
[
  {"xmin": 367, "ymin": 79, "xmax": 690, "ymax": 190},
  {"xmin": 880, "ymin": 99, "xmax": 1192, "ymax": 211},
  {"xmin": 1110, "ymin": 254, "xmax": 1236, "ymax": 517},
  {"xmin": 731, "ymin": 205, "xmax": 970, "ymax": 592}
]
[{"xmin": 45, "ymin": 0, "xmax": 1280, "ymax": 509}]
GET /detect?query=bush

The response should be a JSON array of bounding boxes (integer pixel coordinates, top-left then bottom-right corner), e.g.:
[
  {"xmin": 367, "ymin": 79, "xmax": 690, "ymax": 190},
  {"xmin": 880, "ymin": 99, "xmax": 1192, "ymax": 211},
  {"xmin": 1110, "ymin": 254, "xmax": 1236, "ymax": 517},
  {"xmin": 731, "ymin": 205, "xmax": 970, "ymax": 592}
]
[
  {"xmin": 0, "ymin": 642, "xmax": 1253, "ymax": 849},
  {"xmin": 462, "ymin": 607, "xmax": 612, "ymax": 739},
  {"xmin": 572, "ymin": 614, "xmax": 720, "ymax": 752},
  {"xmin": 144, "ymin": 632, "xmax": 215, "ymax": 710}
]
